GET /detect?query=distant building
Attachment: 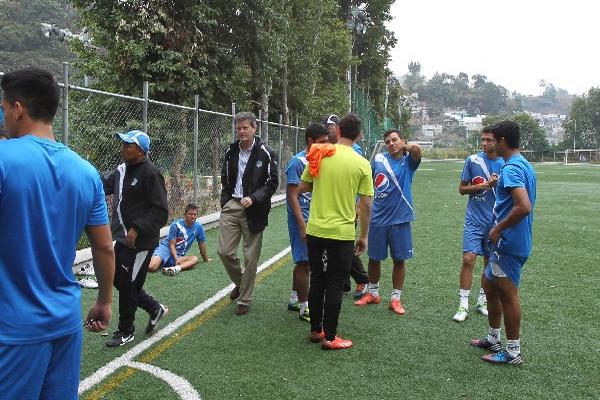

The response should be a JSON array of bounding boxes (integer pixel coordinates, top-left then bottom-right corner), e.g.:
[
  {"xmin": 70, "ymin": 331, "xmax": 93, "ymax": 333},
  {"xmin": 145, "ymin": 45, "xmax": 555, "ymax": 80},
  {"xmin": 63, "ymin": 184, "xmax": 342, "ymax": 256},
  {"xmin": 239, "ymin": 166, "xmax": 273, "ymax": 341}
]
[{"xmin": 421, "ymin": 124, "xmax": 443, "ymax": 140}]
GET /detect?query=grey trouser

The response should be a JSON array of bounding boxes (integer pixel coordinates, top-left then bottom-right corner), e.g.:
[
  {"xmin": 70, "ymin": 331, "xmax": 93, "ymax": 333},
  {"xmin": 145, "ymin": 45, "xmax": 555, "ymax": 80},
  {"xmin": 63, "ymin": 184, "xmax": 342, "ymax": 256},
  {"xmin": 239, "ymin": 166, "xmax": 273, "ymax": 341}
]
[{"xmin": 217, "ymin": 199, "xmax": 264, "ymax": 306}]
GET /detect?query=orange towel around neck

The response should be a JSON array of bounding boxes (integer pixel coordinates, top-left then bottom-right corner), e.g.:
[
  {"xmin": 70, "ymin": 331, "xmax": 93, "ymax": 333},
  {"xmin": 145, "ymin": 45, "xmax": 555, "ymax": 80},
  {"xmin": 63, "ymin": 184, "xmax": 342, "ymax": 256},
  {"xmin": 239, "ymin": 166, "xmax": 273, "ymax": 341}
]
[{"xmin": 306, "ymin": 143, "xmax": 336, "ymax": 177}]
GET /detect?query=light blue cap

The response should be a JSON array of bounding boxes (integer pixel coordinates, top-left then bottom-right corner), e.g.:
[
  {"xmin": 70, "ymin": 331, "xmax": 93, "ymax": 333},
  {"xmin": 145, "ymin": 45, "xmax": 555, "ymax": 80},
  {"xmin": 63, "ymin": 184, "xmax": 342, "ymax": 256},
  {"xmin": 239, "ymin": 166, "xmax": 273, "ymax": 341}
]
[{"xmin": 116, "ymin": 130, "xmax": 150, "ymax": 153}]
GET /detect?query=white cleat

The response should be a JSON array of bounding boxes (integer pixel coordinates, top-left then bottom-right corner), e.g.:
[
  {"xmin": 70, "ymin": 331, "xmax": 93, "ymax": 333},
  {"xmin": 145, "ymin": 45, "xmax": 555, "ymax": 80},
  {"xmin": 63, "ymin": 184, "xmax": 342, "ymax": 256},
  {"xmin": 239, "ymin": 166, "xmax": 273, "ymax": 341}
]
[
  {"xmin": 78, "ymin": 277, "xmax": 99, "ymax": 289},
  {"xmin": 453, "ymin": 306, "xmax": 469, "ymax": 322},
  {"xmin": 475, "ymin": 302, "xmax": 489, "ymax": 316},
  {"xmin": 162, "ymin": 266, "xmax": 181, "ymax": 276}
]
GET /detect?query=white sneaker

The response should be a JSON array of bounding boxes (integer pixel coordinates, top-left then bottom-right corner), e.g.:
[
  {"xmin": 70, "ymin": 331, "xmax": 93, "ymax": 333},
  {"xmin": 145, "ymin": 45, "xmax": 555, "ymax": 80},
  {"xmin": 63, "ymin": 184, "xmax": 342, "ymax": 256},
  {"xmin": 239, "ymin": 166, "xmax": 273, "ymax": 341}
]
[
  {"xmin": 476, "ymin": 302, "xmax": 489, "ymax": 316},
  {"xmin": 162, "ymin": 266, "xmax": 181, "ymax": 276},
  {"xmin": 75, "ymin": 263, "xmax": 95, "ymax": 276},
  {"xmin": 453, "ymin": 306, "xmax": 468, "ymax": 322},
  {"xmin": 78, "ymin": 277, "xmax": 99, "ymax": 289}
]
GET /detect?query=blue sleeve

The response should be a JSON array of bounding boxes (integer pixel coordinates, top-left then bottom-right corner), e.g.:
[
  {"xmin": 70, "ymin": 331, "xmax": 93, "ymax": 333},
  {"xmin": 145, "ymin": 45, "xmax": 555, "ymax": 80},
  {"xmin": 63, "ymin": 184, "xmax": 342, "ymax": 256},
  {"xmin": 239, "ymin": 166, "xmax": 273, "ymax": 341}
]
[
  {"xmin": 502, "ymin": 165, "xmax": 525, "ymax": 189},
  {"xmin": 460, "ymin": 157, "xmax": 471, "ymax": 183},
  {"xmin": 87, "ymin": 173, "xmax": 109, "ymax": 226},
  {"xmin": 407, "ymin": 153, "xmax": 421, "ymax": 171},
  {"xmin": 167, "ymin": 222, "xmax": 178, "ymax": 241},
  {"xmin": 196, "ymin": 223, "xmax": 206, "ymax": 243},
  {"xmin": 352, "ymin": 143, "xmax": 364, "ymax": 157},
  {"xmin": 286, "ymin": 157, "xmax": 302, "ymax": 186}
]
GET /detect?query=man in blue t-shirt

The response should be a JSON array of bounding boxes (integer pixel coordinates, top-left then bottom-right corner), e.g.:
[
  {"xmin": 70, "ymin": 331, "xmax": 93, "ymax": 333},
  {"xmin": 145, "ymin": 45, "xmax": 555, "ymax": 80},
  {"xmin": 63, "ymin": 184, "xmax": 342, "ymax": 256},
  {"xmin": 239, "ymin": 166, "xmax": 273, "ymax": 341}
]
[
  {"xmin": 470, "ymin": 120, "xmax": 536, "ymax": 366},
  {"xmin": 0, "ymin": 68, "xmax": 114, "ymax": 399},
  {"xmin": 286, "ymin": 123, "xmax": 329, "ymax": 322},
  {"xmin": 453, "ymin": 128, "xmax": 505, "ymax": 322},
  {"xmin": 354, "ymin": 129, "xmax": 421, "ymax": 316},
  {"xmin": 149, "ymin": 203, "xmax": 212, "ymax": 276}
]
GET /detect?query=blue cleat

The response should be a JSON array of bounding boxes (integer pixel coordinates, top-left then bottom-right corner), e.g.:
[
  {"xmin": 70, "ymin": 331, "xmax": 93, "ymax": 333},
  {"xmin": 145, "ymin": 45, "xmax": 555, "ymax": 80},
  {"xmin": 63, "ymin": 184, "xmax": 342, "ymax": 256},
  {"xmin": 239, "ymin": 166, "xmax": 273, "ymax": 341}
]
[{"xmin": 482, "ymin": 350, "xmax": 523, "ymax": 366}]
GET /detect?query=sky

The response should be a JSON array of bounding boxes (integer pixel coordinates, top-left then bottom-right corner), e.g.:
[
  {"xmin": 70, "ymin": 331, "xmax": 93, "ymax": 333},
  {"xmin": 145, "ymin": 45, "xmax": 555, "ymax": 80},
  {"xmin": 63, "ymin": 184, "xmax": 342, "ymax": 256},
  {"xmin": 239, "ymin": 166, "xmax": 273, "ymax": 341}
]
[{"xmin": 388, "ymin": 0, "xmax": 599, "ymax": 96}]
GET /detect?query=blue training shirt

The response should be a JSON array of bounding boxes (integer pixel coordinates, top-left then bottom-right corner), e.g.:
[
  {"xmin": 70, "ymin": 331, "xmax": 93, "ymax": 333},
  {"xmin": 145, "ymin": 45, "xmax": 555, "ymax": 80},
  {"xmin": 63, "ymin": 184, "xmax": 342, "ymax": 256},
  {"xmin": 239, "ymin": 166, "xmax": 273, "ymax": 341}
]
[
  {"xmin": 461, "ymin": 152, "xmax": 505, "ymax": 227},
  {"xmin": 352, "ymin": 143, "xmax": 364, "ymax": 157},
  {"xmin": 493, "ymin": 154, "xmax": 536, "ymax": 257},
  {"xmin": 158, "ymin": 218, "xmax": 206, "ymax": 257},
  {"xmin": 370, "ymin": 152, "xmax": 420, "ymax": 227},
  {"xmin": 286, "ymin": 150, "xmax": 310, "ymax": 222},
  {"xmin": 0, "ymin": 135, "xmax": 108, "ymax": 345}
]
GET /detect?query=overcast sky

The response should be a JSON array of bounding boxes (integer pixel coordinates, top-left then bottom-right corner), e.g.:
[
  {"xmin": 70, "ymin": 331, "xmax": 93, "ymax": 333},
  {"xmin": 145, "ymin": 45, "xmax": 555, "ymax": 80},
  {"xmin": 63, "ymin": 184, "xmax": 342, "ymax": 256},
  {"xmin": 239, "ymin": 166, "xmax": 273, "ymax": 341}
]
[{"xmin": 388, "ymin": 0, "xmax": 598, "ymax": 96}]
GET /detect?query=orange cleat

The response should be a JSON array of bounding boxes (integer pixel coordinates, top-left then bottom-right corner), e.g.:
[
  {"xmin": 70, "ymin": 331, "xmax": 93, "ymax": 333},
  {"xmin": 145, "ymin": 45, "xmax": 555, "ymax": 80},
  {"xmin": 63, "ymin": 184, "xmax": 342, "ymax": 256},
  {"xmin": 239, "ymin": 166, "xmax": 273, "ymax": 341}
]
[
  {"xmin": 309, "ymin": 330, "xmax": 325, "ymax": 343},
  {"xmin": 321, "ymin": 336, "xmax": 353, "ymax": 350},
  {"xmin": 354, "ymin": 292, "xmax": 381, "ymax": 306},
  {"xmin": 389, "ymin": 299, "xmax": 406, "ymax": 315}
]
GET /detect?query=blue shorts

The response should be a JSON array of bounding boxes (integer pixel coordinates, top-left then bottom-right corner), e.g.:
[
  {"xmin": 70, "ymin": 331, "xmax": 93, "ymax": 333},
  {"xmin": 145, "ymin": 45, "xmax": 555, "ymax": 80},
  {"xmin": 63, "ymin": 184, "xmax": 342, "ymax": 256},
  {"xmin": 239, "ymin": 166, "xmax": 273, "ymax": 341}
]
[
  {"xmin": 368, "ymin": 222, "xmax": 413, "ymax": 261},
  {"xmin": 0, "ymin": 330, "xmax": 82, "ymax": 400},
  {"xmin": 484, "ymin": 248, "xmax": 528, "ymax": 287},
  {"xmin": 287, "ymin": 211, "xmax": 309, "ymax": 263},
  {"xmin": 463, "ymin": 223, "xmax": 492, "ymax": 256},
  {"xmin": 152, "ymin": 244, "xmax": 176, "ymax": 268}
]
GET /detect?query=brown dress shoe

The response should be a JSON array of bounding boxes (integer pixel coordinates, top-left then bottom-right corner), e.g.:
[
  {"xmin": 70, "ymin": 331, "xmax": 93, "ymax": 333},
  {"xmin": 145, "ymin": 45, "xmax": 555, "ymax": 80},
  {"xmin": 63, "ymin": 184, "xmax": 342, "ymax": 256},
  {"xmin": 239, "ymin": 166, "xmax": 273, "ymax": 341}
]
[
  {"xmin": 229, "ymin": 286, "xmax": 240, "ymax": 300},
  {"xmin": 234, "ymin": 304, "xmax": 250, "ymax": 315}
]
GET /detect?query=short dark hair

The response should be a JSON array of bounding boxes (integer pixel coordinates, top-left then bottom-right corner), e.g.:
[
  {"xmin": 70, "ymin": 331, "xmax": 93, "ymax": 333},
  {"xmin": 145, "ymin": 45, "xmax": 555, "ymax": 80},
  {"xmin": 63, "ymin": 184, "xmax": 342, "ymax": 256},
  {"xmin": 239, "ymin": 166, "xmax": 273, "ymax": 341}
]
[
  {"xmin": 185, "ymin": 203, "xmax": 199, "ymax": 213},
  {"xmin": 0, "ymin": 68, "xmax": 60, "ymax": 123},
  {"xmin": 383, "ymin": 129, "xmax": 404, "ymax": 140},
  {"xmin": 304, "ymin": 123, "xmax": 329, "ymax": 144},
  {"xmin": 489, "ymin": 120, "xmax": 520, "ymax": 149},
  {"xmin": 338, "ymin": 113, "xmax": 361, "ymax": 141}
]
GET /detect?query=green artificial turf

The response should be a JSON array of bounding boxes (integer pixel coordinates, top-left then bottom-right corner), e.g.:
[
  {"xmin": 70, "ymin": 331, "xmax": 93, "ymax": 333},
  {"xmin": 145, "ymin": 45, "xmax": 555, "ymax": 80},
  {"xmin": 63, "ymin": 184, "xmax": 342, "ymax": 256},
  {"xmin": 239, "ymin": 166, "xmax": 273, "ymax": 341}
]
[{"xmin": 80, "ymin": 162, "xmax": 600, "ymax": 400}]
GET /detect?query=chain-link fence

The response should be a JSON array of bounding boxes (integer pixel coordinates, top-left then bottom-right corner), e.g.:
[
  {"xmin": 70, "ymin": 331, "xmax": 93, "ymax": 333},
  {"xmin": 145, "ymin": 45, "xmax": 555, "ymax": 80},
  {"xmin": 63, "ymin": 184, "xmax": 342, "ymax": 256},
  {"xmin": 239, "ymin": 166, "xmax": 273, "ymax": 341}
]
[
  {"xmin": 353, "ymin": 88, "xmax": 394, "ymax": 158},
  {"xmin": 0, "ymin": 66, "xmax": 305, "ymax": 224}
]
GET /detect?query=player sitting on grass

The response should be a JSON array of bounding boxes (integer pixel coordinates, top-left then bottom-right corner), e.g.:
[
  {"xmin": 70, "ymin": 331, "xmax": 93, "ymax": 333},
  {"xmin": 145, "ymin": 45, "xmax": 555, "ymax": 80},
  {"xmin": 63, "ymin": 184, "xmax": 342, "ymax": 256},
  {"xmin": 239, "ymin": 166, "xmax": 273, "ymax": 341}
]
[{"xmin": 149, "ymin": 203, "xmax": 212, "ymax": 276}]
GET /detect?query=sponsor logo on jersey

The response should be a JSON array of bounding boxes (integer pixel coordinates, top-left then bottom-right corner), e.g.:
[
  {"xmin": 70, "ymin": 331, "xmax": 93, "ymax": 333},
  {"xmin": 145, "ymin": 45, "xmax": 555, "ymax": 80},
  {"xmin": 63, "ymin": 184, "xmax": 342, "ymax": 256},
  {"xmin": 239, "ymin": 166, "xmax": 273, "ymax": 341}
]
[
  {"xmin": 472, "ymin": 175, "xmax": 488, "ymax": 196},
  {"xmin": 374, "ymin": 173, "xmax": 389, "ymax": 193}
]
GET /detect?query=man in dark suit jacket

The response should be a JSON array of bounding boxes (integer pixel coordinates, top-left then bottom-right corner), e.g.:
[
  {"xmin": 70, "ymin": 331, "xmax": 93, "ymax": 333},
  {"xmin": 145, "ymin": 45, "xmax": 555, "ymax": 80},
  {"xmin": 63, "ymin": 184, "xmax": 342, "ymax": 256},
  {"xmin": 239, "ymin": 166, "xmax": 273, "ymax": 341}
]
[{"xmin": 218, "ymin": 112, "xmax": 278, "ymax": 315}]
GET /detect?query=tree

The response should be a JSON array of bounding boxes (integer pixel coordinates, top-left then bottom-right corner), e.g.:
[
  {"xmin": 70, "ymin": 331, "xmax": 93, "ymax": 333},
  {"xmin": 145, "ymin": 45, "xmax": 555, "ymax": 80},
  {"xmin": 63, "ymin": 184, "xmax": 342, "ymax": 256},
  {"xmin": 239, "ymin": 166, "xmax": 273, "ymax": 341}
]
[
  {"xmin": 563, "ymin": 88, "xmax": 600, "ymax": 149},
  {"xmin": 404, "ymin": 61, "xmax": 424, "ymax": 93},
  {"xmin": 70, "ymin": 1, "xmax": 254, "ymax": 109},
  {"xmin": 483, "ymin": 113, "xmax": 549, "ymax": 152},
  {"xmin": 0, "ymin": 0, "xmax": 78, "ymax": 76}
]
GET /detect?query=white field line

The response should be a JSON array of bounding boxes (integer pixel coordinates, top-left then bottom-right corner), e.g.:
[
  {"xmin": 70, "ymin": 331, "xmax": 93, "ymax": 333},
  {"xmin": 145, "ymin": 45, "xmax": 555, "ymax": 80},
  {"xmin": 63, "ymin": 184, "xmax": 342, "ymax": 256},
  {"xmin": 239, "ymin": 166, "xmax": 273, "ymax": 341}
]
[
  {"xmin": 78, "ymin": 246, "xmax": 291, "ymax": 396},
  {"xmin": 127, "ymin": 362, "xmax": 201, "ymax": 400}
]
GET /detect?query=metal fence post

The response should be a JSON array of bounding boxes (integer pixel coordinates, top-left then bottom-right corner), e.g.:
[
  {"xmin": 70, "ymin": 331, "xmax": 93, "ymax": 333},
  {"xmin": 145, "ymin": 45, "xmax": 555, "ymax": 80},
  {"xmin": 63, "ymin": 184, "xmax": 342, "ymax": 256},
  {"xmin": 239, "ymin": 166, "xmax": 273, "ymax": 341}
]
[
  {"xmin": 62, "ymin": 62, "xmax": 69, "ymax": 146},
  {"xmin": 295, "ymin": 117, "xmax": 299, "ymax": 153},
  {"xmin": 279, "ymin": 114, "xmax": 283, "ymax": 191},
  {"xmin": 143, "ymin": 81, "xmax": 149, "ymax": 133},
  {"xmin": 231, "ymin": 103, "xmax": 236, "ymax": 141},
  {"xmin": 193, "ymin": 94, "xmax": 199, "ymax": 204},
  {"xmin": 258, "ymin": 109, "xmax": 263, "ymax": 139}
]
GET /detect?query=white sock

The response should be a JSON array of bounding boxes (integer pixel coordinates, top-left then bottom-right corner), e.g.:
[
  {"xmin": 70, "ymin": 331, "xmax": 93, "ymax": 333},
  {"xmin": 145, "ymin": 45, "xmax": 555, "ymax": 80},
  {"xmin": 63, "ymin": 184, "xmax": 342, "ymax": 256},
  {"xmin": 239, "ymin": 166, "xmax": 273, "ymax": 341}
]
[
  {"xmin": 459, "ymin": 289, "xmax": 470, "ymax": 308},
  {"xmin": 506, "ymin": 339, "xmax": 521, "ymax": 356},
  {"xmin": 299, "ymin": 301, "xmax": 308, "ymax": 313},
  {"xmin": 391, "ymin": 288, "xmax": 402, "ymax": 300},
  {"xmin": 289, "ymin": 290, "xmax": 298, "ymax": 303},
  {"xmin": 368, "ymin": 282, "xmax": 379, "ymax": 297},
  {"xmin": 477, "ymin": 288, "xmax": 486, "ymax": 304},
  {"xmin": 174, "ymin": 265, "xmax": 182, "ymax": 273},
  {"xmin": 487, "ymin": 327, "xmax": 501, "ymax": 344}
]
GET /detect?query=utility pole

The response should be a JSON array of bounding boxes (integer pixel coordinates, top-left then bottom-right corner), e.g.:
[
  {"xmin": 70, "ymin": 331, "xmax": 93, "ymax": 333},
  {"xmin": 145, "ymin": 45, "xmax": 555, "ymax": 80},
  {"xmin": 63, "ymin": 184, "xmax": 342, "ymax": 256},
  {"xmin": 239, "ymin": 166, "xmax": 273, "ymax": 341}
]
[{"xmin": 573, "ymin": 119, "xmax": 577, "ymax": 151}]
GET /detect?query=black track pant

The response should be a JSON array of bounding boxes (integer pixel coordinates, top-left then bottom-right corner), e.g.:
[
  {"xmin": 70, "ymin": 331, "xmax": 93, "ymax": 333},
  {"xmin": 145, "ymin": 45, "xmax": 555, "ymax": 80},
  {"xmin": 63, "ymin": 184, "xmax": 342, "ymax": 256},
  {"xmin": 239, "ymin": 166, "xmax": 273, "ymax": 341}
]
[
  {"xmin": 307, "ymin": 235, "xmax": 354, "ymax": 341},
  {"xmin": 114, "ymin": 242, "xmax": 160, "ymax": 334}
]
